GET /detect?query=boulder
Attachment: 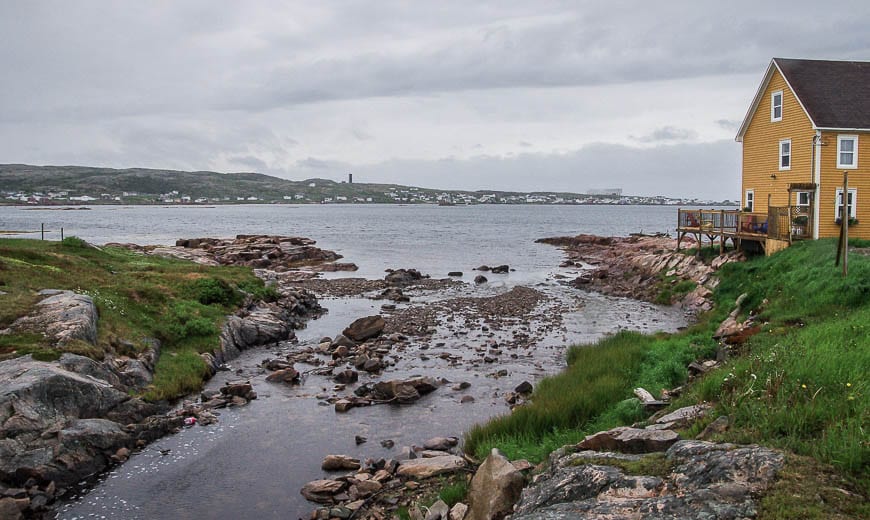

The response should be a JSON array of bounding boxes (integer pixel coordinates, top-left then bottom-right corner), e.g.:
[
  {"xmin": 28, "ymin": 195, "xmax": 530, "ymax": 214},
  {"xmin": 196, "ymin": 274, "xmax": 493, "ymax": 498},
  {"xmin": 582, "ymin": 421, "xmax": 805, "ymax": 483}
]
[
  {"xmin": 220, "ymin": 381, "xmax": 257, "ymax": 400},
  {"xmin": 490, "ymin": 265, "xmax": 510, "ymax": 274},
  {"xmin": 423, "ymin": 437, "xmax": 459, "ymax": 451},
  {"xmin": 301, "ymin": 479, "xmax": 346, "ymax": 504},
  {"xmin": 467, "ymin": 449, "xmax": 525, "ymax": 520},
  {"xmin": 385, "ymin": 268, "xmax": 426, "ymax": 285},
  {"xmin": 577, "ymin": 427, "xmax": 679, "ymax": 454},
  {"xmin": 331, "ymin": 334, "xmax": 357, "ymax": 349},
  {"xmin": 449, "ymin": 503, "xmax": 468, "ymax": 520},
  {"xmin": 396, "ymin": 455, "xmax": 467, "ymax": 479},
  {"xmin": 473, "ymin": 275, "xmax": 487, "ymax": 285},
  {"xmin": 425, "ymin": 499, "xmax": 450, "ymax": 520},
  {"xmin": 447, "ymin": 272, "xmax": 463, "ymax": 277},
  {"xmin": 334, "ymin": 370, "xmax": 359, "ymax": 385},
  {"xmin": 265, "ymin": 367, "xmax": 300, "ymax": 384},
  {"xmin": 321, "ymin": 455, "xmax": 361, "ymax": 471},
  {"xmin": 342, "ymin": 315, "xmax": 386, "ymax": 342},
  {"xmin": 372, "ymin": 377, "xmax": 439, "ymax": 403},
  {"xmin": 514, "ymin": 381, "xmax": 533, "ymax": 395}
]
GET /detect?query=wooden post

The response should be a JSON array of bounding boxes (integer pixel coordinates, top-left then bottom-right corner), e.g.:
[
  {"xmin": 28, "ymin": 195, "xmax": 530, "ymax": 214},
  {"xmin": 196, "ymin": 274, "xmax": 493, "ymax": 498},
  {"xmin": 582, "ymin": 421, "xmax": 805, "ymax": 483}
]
[
  {"xmin": 835, "ymin": 171, "xmax": 849, "ymax": 274},
  {"xmin": 41, "ymin": 223, "xmax": 44, "ymax": 240},
  {"xmin": 843, "ymin": 172, "xmax": 849, "ymax": 277},
  {"xmin": 61, "ymin": 227, "xmax": 64, "ymax": 241},
  {"xmin": 720, "ymin": 209, "xmax": 725, "ymax": 254}
]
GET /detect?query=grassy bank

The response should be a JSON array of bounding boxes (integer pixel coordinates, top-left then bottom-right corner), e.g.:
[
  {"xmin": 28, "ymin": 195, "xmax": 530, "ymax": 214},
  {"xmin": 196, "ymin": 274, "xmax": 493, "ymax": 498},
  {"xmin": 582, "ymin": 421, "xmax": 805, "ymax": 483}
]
[
  {"xmin": 0, "ymin": 237, "xmax": 273, "ymax": 400},
  {"xmin": 464, "ymin": 239, "xmax": 869, "ymax": 517}
]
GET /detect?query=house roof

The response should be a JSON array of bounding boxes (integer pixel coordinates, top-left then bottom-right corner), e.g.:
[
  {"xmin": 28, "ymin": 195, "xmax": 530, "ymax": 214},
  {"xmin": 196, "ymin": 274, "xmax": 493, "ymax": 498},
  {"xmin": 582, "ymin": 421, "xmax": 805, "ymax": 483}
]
[{"xmin": 736, "ymin": 58, "xmax": 870, "ymax": 141}]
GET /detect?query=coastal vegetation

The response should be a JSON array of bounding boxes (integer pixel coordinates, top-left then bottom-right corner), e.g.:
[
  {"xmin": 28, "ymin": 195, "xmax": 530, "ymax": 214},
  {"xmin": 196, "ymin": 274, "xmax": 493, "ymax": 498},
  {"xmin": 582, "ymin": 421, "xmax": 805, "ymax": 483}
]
[
  {"xmin": 465, "ymin": 239, "xmax": 869, "ymax": 518},
  {"xmin": 0, "ymin": 237, "xmax": 269, "ymax": 401}
]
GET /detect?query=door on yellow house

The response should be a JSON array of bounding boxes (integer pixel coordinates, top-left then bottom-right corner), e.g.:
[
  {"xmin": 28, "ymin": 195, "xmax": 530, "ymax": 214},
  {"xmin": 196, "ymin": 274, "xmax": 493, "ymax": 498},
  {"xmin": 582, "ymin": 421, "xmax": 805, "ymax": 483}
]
[{"xmin": 792, "ymin": 191, "xmax": 813, "ymax": 239}]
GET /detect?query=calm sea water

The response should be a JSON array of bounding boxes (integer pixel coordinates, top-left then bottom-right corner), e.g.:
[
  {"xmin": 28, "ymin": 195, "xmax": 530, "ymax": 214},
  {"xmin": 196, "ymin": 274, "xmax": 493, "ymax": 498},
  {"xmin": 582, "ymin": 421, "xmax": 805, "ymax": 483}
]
[
  {"xmin": 0, "ymin": 204, "xmax": 686, "ymax": 279},
  {"xmin": 0, "ymin": 204, "xmax": 700, "ymax": 519}
]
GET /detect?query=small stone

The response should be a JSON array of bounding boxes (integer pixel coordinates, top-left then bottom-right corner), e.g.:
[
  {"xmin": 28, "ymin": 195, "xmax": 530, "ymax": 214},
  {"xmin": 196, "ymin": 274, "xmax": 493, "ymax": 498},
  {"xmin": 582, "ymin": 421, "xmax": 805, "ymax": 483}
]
[
  {"xmin": 514, "ymin": 381, "xmax": 533, "ymax": 394},
  {"xmin": 355, "ymin": 435, "xmax": 367, "ymax": 445}
]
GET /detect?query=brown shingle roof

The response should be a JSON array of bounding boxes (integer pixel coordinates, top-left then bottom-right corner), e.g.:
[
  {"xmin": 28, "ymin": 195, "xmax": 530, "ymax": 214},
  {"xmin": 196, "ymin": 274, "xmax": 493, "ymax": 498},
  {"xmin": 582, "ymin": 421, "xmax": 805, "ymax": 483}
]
[{"xmin": 774, "ymin": 58, "xmax": 870, "ymax": 129}]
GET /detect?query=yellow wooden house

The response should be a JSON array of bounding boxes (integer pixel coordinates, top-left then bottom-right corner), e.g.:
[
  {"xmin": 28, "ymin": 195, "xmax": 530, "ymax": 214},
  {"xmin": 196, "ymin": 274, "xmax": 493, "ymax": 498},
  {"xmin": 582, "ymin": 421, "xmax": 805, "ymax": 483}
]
[{"xmin": 678, "ymin": 58, "xmax": 870, "ymax": 253}]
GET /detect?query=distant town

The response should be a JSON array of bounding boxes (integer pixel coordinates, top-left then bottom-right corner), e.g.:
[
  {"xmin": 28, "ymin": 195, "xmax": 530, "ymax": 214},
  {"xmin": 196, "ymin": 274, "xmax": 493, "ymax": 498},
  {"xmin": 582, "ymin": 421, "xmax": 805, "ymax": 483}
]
[
  {"xmin": 1, "ymin": 186, "xmax": 734, "ymax": 207},
  {"xmin": 0, "ymin": 165, "xmax": 736, "ymax": 207}
]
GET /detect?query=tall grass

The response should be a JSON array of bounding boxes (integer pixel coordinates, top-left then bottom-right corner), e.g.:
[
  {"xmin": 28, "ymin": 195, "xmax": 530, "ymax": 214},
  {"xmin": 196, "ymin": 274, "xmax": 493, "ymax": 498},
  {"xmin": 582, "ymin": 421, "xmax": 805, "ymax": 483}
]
[{"xmin": 464, "ymin": 328, "xmax": 714, "ymax": 461}]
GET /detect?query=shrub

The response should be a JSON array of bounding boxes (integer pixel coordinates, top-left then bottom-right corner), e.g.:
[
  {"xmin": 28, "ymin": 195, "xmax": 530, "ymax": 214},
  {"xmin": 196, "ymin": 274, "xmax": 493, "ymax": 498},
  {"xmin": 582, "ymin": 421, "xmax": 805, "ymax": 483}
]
[
  {"xmin": 191, "ymin": 277, "xmax": 239, "ymax": 306},
  {"xmin": 61, "ymin": 236, "xmax": 89, "ymax": 248}
]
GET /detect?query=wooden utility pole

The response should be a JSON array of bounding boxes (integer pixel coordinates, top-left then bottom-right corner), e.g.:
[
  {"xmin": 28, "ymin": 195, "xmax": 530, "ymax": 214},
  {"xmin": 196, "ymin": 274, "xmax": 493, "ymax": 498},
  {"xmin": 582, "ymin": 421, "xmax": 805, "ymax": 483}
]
[{"xmin": 835, "ymin": 171, "xmax": 849, "ymax": 276}]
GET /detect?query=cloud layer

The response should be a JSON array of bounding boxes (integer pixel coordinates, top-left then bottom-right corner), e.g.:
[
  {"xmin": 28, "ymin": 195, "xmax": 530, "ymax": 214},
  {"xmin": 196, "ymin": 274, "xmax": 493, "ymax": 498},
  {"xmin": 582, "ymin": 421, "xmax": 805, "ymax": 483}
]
[{"xmin": 0, "ymin": 1, "xmax": 867, "ymax": 198}]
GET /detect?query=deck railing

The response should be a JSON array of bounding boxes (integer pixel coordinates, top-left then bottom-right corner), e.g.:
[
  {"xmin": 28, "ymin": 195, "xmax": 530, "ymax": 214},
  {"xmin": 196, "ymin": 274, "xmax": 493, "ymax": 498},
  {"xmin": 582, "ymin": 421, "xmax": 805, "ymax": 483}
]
[{"xmin": 678, "ymin": 208, "xmax": 815, "ymax": 242}]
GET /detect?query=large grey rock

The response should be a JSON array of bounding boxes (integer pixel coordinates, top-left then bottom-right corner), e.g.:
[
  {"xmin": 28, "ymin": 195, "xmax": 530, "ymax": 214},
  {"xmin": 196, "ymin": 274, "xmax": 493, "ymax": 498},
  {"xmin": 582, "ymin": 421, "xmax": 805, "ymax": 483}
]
[
  {"xmin": 396, "ymin": 455, "xmax": 467, "ymax": 479},
  {"xmin": 512, "ymin": 440, "xmax": 784, "ymax": 519},
  {"xmin": 467, "ymin": 449, "xmax": 525, "ymax": 520},
  {"xmin": 577, "ymin": 427, "xmax": 679, "ymax": 454},
  {"xmin": 342, "ymin": 315, "xmax": 386, "ymax": 342},
  {"xmin": 372, "ymin": 377, "xmax": 439, "ymax": 403},
  {"xmin": 0, "ymin": 357, "xmax": 131, "ymax": 437},
  {"xmin": 654, "ymin": 404, "xmax": 711, "ymax": 428},
  {"xmin": 7, "ymin": 291, "xmax": 98, "ymax": 346}
]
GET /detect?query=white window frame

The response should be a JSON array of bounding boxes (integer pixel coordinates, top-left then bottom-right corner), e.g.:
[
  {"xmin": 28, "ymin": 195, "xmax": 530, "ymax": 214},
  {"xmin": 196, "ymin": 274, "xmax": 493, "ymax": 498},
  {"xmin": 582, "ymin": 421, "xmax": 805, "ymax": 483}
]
[
  {"xmin": 779, "ymin": 139, "xmax": 791, "ymax": 170},
  {"xmin": 745, "ymin": 189, "xmax": 755, "ymax": 212},
  {"xmin": 835, "ymin": 188, "xmax": 857, "ymax": 220},
  {"xmin": 796, "ymin": 191, "xmax": 811, "ymax": 208},
  {"xmin": 837, "ymin": 135, "xmax": 858, "ymax": 169},
  {"xmin": 771, "ymin": 91, "xmax": 783, "ymax": 122}
]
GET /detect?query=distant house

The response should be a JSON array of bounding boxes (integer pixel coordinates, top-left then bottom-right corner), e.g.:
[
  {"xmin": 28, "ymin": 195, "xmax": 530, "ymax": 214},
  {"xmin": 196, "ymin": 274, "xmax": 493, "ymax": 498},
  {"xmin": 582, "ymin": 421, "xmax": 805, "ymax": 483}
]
[{"xmin": 735, "ymin": 58, "xmax": 870, "ymax": 240}]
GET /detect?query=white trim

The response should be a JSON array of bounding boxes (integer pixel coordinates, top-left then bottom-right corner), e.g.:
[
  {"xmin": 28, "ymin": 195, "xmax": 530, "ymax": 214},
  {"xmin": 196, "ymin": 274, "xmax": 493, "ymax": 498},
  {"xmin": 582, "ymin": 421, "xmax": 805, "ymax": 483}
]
[
  {"xmin": 745, "ymin": 189, "xmax": 755, "ymax": 212},
  {"xmin": 816, "ymin": 126, "xmax": 870, "ymax": 132},
  {"xmin": 779, "ymin": 138, "xmax": 792, "ymax": 170},
  {"xmin": 795, "ymin": 191, "xmax": 811, "ymax": 208},
  {"xmin": 771, "ymin": 90, "xmax": 783, "ymax": 122},
  {"xmin": 836, "ymin": 134, "xmax": 859, "ymax": 169},
  {"xmin": 835, "ymin": 188, "xmax": 857, "ymax": 220}
]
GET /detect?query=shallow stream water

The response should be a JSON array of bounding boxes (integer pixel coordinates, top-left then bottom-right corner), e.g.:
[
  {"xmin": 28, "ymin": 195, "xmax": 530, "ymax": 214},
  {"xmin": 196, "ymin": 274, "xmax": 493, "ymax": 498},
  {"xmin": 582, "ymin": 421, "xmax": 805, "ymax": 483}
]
[{"xmin": 1, "ymin": 204, "xmax": 697, "ymax": 518}]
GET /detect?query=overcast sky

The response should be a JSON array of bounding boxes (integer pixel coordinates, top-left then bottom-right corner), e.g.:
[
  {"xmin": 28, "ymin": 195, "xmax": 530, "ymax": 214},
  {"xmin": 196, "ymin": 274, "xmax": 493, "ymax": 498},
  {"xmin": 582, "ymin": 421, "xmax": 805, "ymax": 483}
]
[{"xmin": 1, "ymin": 1, "xmax": 868, "ymax": 198}]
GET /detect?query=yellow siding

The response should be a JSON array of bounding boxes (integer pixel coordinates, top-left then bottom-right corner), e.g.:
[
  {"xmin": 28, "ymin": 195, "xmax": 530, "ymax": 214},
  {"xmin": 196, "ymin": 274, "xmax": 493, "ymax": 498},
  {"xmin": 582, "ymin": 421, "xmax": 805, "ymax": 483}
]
[
  {"xmin": 818, "ymin": 130, "xmax": 870, "ymax": 239},
  {"xmin": 741, "ymin": 70, "xmax": 815, "ymax": 213},
  {"xmin": 741, "ymin": 69, "xmax": 870, "ymax": 240}
]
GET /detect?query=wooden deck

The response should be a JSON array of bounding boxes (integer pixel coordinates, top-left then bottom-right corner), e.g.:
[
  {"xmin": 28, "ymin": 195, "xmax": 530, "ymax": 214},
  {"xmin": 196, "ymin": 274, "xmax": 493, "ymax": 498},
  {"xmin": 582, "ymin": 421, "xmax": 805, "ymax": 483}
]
[{"xmin": 677, "ymin": 208, "xmax": 810, "ymax": 254}]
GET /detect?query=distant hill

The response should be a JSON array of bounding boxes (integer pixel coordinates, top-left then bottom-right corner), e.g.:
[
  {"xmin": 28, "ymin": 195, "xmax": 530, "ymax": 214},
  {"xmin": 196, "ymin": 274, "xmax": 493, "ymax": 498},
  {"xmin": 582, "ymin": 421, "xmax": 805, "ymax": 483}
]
[{"xmin": 0, "ymin": 164, "xmax": 733, "ymax": 206}]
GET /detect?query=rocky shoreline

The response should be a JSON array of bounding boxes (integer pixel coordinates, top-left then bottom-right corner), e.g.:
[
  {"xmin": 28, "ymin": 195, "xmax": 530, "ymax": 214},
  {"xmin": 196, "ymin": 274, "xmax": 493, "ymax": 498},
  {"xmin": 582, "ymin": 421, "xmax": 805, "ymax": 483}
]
[
  {"xmin": 0, "ymin": 232, "xmax": 766, "ymax": 519},
  {"xmin": 537, "ymin": 234, "xmax": 744, "ymax": 315}
]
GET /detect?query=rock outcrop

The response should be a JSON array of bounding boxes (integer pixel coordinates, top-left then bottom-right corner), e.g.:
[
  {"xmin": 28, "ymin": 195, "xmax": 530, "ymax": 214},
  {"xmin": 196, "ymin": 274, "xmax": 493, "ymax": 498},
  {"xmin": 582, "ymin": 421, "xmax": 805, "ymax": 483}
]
[
  {"xmin": 511, "ymin": 440, "xmax": 784, "ymax": 519},
  {"xmin": 2, "ymin": 290, "xmax": 98, "ymax": 346},
  {"xmin": 538, "ymin": 234, "xmax": 745, "ymax": 315},
  {"xmin": 110, "ymin": 235, "xmax": 342, "ymax": 271}
]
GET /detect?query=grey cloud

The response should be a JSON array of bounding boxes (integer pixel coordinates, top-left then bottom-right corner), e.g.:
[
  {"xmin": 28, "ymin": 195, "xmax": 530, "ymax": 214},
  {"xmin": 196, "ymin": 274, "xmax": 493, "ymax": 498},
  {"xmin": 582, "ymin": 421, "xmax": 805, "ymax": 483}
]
[
  {"xmin": 271, "ymin": 140, "xmax": 740, "ymax": 200},
  {"xmin": 228, "ymin": 155, "xmax": 269, "ymax": 172},
  {"xmin": 715, "ymin": 119, "xmax": 741, "ymax": 131},
  {"xmin": 2, "ymin": 1, "xmax": 868, "ymax": 121},
  {"xmin": 631, "ymin": 126, "xmax": 698, "ymax": 143},
  {"xmin": 296, "ymin": 157, "xmax": 336, "ymax": 169}
]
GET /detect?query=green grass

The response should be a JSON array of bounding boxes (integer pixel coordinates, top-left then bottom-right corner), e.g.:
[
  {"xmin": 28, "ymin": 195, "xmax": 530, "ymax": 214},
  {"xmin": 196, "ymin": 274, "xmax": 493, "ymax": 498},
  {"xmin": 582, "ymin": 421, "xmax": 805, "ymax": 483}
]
[
  {"xmin": 0, "ymin": 237, "xmax": 267, "ymax": 401},
  {"xmin": 465, "ymin": 238, "xmax": 869, "ymax": 516},
  {"xmin": 464, "ymin": 327, "xmax": 716, "ymax": 461}
]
